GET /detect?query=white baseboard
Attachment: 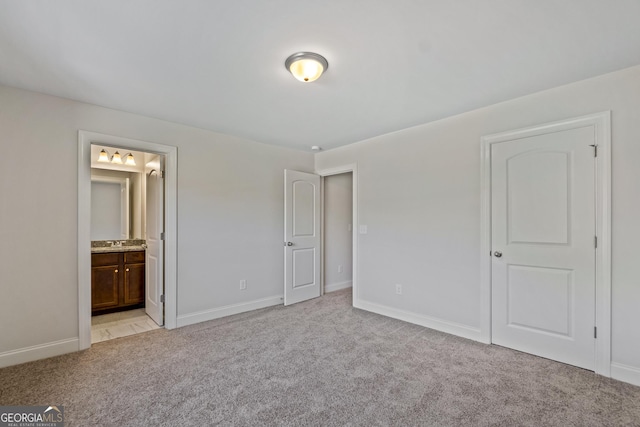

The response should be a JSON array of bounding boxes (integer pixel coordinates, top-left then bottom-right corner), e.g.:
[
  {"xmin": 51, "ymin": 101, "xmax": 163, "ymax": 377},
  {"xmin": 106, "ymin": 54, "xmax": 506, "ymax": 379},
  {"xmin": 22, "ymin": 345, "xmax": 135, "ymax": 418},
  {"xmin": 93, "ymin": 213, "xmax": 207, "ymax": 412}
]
[
  {"xmin": 177, "ymin": 295, "xmax": 283, "ymax": 328},
  {"xmin": 611, "ymin": 362, "xmax": 640, "ymax": 387},
  {"xmin": 353, "ymin": 297, "xmax": 483, "ymax": 342},
  {"xmin": 0, "ymin": 338, "xmax": 79, "ymax": 368},
  {"xmin": 325, "ymin": 280, "xmax": 353, "ymax": 293}
]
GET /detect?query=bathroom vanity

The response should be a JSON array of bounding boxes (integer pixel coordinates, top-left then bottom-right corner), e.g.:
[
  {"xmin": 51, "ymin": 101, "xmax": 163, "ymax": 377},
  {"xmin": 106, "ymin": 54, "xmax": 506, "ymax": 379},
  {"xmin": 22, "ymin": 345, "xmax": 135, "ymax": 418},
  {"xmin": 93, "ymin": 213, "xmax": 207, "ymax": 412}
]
[{"xmin": 91, "ymin": 244, "xmax": 145, "ymax": 315}]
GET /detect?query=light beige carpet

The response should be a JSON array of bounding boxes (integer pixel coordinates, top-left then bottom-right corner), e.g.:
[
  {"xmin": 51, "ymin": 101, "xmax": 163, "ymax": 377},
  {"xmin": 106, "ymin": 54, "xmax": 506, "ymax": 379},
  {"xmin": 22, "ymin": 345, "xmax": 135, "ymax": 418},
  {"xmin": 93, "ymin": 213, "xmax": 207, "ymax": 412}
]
[{"xmin": 1, "ymin": 289, "xmax": 639, "ymax": 426}]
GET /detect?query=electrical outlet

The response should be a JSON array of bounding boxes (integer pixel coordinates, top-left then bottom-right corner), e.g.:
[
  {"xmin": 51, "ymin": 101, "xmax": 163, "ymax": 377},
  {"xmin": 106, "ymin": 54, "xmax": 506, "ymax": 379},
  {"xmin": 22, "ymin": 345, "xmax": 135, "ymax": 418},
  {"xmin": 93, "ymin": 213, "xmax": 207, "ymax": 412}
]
[
  {"xmin": 348, "ymin": 224, "xmax": 352, "ymax": 232},
  {"xmin": 395, "ymin": 284, "xmax": 402, "ymax": 295},
  {"xmin": 240, "ymin": 279, "xmax": 247, "ymax": 290},
  {"xmin": 338, "ymin": 265, "xmax": 343, "ymax": 273}
]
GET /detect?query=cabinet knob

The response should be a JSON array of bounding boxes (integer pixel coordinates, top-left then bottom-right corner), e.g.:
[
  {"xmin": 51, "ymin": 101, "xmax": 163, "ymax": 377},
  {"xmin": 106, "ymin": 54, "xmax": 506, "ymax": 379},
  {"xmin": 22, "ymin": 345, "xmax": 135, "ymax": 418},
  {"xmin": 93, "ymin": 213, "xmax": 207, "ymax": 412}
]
[
  {"xmin": 126, "ymin": 268, "xmax": 130, "ymax": 272},
  {"xmin": 115, "ymin": 269, "xmax": 118, "ymax": 273}
]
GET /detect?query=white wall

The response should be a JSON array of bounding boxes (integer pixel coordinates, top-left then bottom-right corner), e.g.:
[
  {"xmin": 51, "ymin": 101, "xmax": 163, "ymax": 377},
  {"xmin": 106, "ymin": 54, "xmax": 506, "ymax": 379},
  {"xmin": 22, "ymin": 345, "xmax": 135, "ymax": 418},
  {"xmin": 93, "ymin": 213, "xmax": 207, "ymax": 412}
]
[
  {"xmin": 0, "ymin": 84, "xmax": 313, "ymax": 363},
  {"xmin": 315, "ymin": 65, "xmax": 640, "ymax": 386},
  {"xmin": 175, "ymin": 135, "xmax": 312, "ymax": 320},
  {"xmin": 324, "ymin": 173, "xmax": 353, "ymax": 292}
]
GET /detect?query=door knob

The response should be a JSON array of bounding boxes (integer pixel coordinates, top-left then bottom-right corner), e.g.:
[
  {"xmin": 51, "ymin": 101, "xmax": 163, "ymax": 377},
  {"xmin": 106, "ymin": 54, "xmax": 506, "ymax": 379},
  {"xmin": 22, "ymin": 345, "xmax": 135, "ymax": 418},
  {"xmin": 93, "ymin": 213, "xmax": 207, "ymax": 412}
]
[
  {"xmin": 285, "ymin": 242, "xmax": 294, "ymax": 246},
  {"xmin": 494, "ymin": 251, "xmax": 502, "ymax": 258}
]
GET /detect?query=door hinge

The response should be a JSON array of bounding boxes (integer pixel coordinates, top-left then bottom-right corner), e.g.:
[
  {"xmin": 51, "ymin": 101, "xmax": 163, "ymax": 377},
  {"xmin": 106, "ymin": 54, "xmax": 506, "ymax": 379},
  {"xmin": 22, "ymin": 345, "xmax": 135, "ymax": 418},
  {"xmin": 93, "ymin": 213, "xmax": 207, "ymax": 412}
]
[
  {"xmin": 590, "ymin": 144, "xmax": 598, "ymax": 157},
  {"xmin": 161, "ymin": 170, "xmax": 165, "ymax": 178},
  {"xmin": 594, "ymin": 235, "xmax": 598, "ymax": 248},
  {"xmin": 594, "ymin": 326, "xmax": 597, "ymax": 339},
  {"xmin": 160, "ymin": 294, "xmax": 165, "ymax": 303},
  {"xmin": 160, "ymin": 232, "xmax": 165, "ymax": 241}
]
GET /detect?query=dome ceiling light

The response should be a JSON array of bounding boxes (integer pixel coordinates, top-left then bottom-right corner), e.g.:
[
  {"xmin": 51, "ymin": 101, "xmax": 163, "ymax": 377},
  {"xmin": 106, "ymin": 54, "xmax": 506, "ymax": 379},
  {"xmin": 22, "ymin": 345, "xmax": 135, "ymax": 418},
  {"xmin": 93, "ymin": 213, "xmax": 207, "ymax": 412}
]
[{"xmin": 285, "ymin": 52, "xmax": 328, "ymax": 83}]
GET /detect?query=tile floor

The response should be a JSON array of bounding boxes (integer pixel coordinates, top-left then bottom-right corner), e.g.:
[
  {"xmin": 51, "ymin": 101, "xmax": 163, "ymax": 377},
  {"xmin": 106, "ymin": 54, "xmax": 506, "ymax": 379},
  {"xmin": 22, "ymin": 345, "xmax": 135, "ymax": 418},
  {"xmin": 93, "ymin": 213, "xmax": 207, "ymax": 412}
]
[{"xmin": 91, "ymin": 308, "xmax": 161, "ymax": 344}]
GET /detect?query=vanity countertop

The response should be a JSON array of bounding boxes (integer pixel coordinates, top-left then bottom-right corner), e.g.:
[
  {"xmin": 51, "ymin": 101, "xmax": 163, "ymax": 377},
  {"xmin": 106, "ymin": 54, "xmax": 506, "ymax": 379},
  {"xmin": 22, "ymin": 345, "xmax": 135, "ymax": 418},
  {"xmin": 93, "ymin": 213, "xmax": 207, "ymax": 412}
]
[
  {"xmin": 91, "ymin": 245, "xmax": 146, "ymax": 254},
  {"xmin": 91, "ymin": 240, "xmax": 146, "ymax": 254}
]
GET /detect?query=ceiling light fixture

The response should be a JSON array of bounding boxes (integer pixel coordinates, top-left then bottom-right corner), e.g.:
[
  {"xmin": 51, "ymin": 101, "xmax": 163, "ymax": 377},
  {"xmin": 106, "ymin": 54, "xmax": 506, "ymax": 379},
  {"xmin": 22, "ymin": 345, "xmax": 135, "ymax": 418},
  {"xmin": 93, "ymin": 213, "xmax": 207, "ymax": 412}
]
[
  {"xmin": 98, "ymin": 149, "xmax": 110, "ymax": 162},
  {"xmin": 125, "ymin": 153, "xmax": 136, "ymax": 166},
  {"xmin": 285, "ymin": 52, "xmax": 328, "ymax": 83},
  {"xmin": 111, "ymin": 151, "xmax": 123, "ymax": 164}
]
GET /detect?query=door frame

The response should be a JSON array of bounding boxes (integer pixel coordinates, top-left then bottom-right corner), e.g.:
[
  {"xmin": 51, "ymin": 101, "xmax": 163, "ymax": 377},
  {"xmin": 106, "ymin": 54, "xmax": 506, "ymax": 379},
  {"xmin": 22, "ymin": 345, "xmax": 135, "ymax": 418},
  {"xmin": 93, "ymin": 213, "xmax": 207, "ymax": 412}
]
[
  {"xmin": 316, "ymin": 164, "xmax": 358, "ymax": 305},
  {"xmin": 479, "ymin": 112, "xmax": 611, "ymax": 376},
  {"xmin": 78, "ymin": 130, "xmax": 178, "ymax": 350}
]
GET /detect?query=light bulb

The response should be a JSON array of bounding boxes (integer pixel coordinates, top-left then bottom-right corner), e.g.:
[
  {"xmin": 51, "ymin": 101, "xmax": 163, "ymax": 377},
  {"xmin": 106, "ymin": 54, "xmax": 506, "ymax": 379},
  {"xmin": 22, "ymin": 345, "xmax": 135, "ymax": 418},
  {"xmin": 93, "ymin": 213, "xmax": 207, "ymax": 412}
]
[
  {"xmin": 111, "ymin": 151, "xmax": 123, "ymax": 164},
  {"xmin": 125, "ymin": 153, "xmax": 136, "ymax": 166},
  {"xmin": 98, "ymin": 149, "xmax": 109, "ymax": 162},
  {"xmin": 290, "ymin": 59, "xmax": 324, "ymax": 82}
]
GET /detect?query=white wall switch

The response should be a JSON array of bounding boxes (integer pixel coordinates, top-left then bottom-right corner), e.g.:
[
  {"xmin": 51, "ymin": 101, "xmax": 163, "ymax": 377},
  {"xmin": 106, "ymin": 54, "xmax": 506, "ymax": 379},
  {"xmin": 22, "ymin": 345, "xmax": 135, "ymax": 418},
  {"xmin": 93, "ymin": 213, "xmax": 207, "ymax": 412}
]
[
  {"xmin": 240, "ymin": 279, "xmax": 247, "ymax": 290},
  {"xmin": 348, "ymin": 224, "xmax": 352, "ymax": 232},
  {"xmin": 338, "ymin": 265, "xmax": 343, "ymax": 273}
]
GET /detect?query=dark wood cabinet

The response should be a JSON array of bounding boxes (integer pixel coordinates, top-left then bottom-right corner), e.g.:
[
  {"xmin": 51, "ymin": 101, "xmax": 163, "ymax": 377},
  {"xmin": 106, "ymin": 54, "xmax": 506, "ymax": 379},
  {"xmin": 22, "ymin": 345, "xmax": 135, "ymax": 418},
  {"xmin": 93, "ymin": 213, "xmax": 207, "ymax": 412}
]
[
  {"xmin": 92, "ymin": 251, "xmax": 145, "ymax": 315},
  {"xmin": 91, "ymin": 265, "xmax": 119, "ymax": 310},
  {"xmin": 123, "ymin": 252, "xmax": 145, "ymax": 305}
]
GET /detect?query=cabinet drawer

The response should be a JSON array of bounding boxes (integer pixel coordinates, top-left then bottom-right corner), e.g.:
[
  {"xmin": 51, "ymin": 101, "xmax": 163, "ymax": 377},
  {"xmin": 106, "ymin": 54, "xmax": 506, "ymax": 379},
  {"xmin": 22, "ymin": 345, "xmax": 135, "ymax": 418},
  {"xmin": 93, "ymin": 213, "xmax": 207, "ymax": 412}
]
[
  {"xmin": 92, "ymin": 252, "xmax": 121, "ymax": 267},
  {"xmin": 125, "ymin": 251, "xmax": 145, "ymax": 263}
]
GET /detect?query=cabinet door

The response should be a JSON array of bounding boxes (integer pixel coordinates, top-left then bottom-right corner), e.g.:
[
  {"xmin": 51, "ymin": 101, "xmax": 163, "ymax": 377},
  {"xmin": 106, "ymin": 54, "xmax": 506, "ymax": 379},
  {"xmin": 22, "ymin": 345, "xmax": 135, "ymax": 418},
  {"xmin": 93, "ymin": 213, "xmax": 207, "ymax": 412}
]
[
  {"xmin": 92, "ymin": 265, "xmax": 119, "ymax": 310},
  {"xmin": 124, "ymin": 262, "xmax": 145, "ymax": 304}
]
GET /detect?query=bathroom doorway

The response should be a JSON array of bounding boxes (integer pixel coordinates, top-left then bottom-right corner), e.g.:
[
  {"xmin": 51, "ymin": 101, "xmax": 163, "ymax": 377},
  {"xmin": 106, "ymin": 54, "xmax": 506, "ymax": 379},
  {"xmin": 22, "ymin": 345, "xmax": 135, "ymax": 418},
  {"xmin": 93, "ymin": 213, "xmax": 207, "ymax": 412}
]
[
  {"xmin": 89, "ymin": 145, "xmax": 163, "ymax": 343},
  {"xmin": 78, "ymin": 131, "xmax": 177, "ymax": 350}
]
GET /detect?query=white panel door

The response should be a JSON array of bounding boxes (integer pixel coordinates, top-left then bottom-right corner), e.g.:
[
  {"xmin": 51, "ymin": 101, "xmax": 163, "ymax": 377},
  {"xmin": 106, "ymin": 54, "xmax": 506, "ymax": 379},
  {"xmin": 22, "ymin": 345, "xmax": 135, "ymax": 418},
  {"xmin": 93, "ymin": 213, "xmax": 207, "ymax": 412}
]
[
  {"xmin": 145, "ymin": 156, "xmax": 164, "ymax": 326},
  {"xmin": 491, "ymin": 126, "xmax": 595, "ymax": 370},
  {"xmin": 284, "ymin": 170, "xmax": 321, "ymax": 305}
]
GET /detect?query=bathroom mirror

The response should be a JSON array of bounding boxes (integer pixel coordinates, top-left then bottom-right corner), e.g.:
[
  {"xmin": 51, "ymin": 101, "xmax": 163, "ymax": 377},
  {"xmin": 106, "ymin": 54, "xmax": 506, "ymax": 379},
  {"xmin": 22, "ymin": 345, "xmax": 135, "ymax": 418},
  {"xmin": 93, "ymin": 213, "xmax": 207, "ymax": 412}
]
[{"xmin": 91, "ymin": 176, "xmax": 130, "ymax": 240}]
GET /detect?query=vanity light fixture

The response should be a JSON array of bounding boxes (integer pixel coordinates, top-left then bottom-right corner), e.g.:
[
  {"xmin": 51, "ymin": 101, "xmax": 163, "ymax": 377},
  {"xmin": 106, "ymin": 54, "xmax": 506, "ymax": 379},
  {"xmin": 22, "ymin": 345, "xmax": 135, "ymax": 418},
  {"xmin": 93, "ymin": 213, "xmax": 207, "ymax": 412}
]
[
  {"xmin": 125, "ymin": 153, "xmax": 136, "ymax": 166},
  {"xmin": 111, "ymin": 151, "xmax": 123, "ymax": 164},
  {"xmin": 97, "ymin": 148, "xmax": 136, "ymax": 166},
  {"xmin": 98, "ymin": 149, "xmax": 110, "ymax": 162},
  {"xmin": 285, "ymin": 52, "xmax": 328, "ymax": 83}
]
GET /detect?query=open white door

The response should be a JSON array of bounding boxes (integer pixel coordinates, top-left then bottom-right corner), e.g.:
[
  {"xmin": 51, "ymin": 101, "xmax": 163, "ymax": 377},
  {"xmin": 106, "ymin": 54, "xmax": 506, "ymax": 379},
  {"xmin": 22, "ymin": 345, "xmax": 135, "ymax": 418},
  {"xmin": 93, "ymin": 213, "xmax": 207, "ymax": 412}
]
[
  {"xmin": 491, "ymin": 126, "xmax": 596, "ymax": 370},
  {"xmin": 284, "ymin": 170, "xmax": 321, "ymax": 305},
  {"xmin": 145, "ymin": 156, "xmax": 164, "ymax": 326}
]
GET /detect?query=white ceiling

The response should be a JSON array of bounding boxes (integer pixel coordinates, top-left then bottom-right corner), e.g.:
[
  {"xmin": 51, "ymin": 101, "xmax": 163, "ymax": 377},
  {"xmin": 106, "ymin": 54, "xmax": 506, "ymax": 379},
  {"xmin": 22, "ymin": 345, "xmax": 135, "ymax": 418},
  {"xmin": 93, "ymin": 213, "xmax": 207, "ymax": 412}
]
[{"xmin": 1, "ymin": 1, "xmax": 640, "ymax": 151}]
